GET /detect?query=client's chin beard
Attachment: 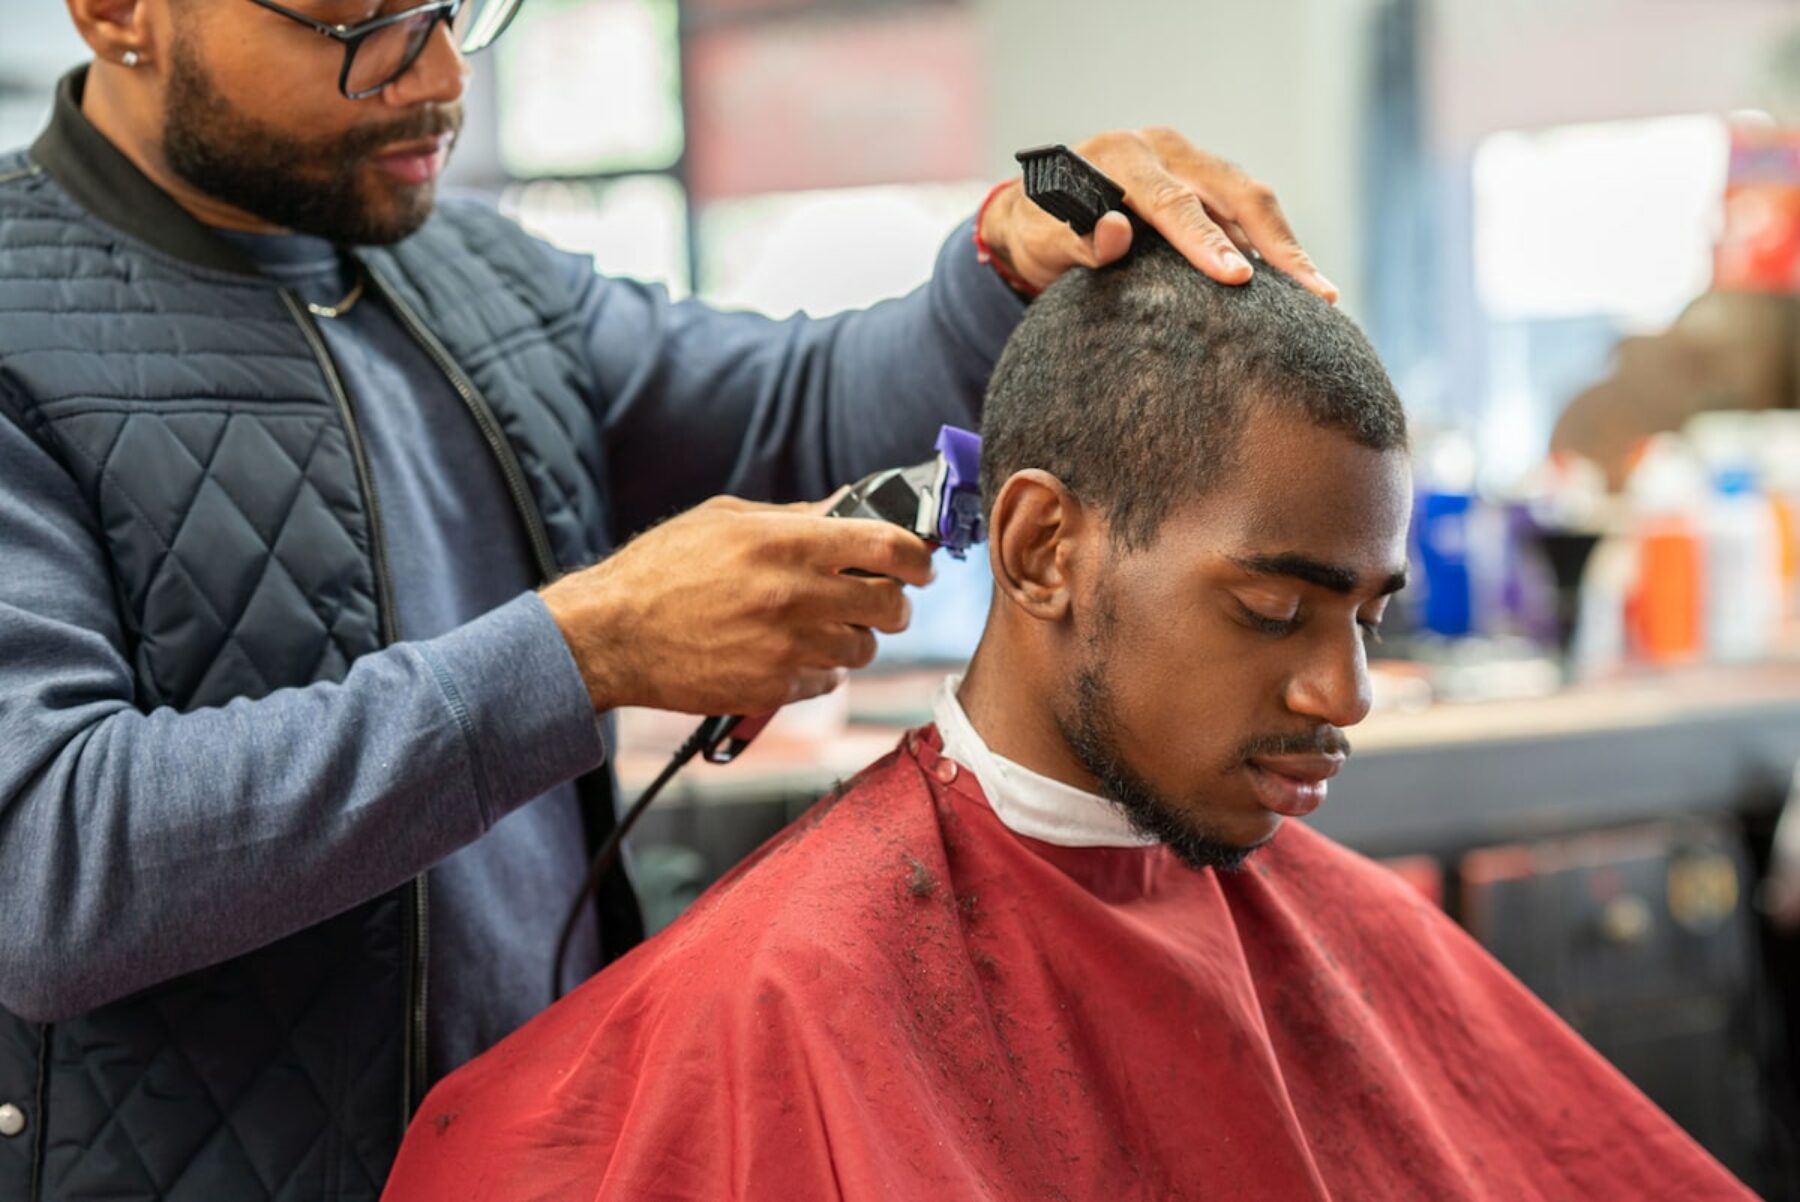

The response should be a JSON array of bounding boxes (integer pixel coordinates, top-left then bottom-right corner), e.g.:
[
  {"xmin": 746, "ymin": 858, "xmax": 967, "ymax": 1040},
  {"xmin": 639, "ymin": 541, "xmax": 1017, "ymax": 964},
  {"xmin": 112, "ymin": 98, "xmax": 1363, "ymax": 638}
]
[
  {"xmin": 162, "ymin": 37, "xmax": 460, "ymax": 245},
  {"xmin": 1055, "ymin": 662, "xmax": 1261, "ymax": 874}
]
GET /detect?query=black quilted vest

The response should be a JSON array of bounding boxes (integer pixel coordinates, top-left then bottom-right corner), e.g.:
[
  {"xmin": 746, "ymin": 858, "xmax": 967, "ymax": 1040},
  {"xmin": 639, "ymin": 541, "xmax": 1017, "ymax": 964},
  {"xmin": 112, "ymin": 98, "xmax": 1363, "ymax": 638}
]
[{"xmin": 0, "ymin": 71, "xmax": 643, "ymax": 1200}]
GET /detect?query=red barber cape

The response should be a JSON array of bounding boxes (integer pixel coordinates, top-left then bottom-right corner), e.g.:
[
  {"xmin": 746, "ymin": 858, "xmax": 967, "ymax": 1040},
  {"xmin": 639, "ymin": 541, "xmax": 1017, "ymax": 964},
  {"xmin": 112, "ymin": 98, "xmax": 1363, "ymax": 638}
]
[{"xmin": 384, "ymin": 727, "xmax": 1753, "ymax": 1202}]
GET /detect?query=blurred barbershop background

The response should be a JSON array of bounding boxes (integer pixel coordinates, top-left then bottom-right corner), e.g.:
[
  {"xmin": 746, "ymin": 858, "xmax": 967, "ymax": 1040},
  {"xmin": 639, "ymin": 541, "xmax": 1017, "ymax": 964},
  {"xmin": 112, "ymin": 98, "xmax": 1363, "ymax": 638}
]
[{"xmin": 11, "ymin": 1, "xmax": 1800, "ymax": 1193}]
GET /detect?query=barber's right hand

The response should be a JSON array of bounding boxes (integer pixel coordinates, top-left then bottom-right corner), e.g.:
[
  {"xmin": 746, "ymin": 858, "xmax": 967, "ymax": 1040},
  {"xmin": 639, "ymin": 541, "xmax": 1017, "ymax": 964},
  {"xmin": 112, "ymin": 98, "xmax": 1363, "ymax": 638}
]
[{"xmin": 540, "ymin": 495, "xmax": 932, "ymax": 715}]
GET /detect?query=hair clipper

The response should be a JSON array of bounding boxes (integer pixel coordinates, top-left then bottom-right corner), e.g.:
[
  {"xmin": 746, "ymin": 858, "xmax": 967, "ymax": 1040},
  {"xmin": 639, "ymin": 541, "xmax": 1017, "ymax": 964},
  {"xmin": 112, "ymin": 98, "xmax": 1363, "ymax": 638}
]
[{"xmin": 698, "ymin": 425, "xmax": 984, "ymax": 765}]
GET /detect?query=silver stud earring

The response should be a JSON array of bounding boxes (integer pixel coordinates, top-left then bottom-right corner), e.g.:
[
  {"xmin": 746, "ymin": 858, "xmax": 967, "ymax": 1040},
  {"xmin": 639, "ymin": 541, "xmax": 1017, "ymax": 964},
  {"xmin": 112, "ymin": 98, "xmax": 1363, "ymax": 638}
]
[{"xmin": 122, "ymin": 50, "xmax": 141, "ymax": 67}]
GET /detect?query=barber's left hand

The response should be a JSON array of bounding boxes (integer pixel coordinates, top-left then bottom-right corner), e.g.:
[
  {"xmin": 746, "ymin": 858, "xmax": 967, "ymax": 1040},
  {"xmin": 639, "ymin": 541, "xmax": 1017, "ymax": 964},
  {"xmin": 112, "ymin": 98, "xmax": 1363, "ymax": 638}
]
[{"xmin": 978, "ymin": 127, "xmax": 1337, "ymax": 303}]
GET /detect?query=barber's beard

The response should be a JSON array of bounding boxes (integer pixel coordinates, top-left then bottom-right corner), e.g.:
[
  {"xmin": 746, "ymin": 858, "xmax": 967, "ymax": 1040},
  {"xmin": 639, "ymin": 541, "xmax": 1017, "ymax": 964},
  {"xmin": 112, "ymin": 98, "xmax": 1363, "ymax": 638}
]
[
  {"xmin": 161, "ymin": 39, "xmax": 460, "ymax": 245},
  {"xmin": 1053, "ymin": 596, "xmax": 1258, "ymax": 874}
]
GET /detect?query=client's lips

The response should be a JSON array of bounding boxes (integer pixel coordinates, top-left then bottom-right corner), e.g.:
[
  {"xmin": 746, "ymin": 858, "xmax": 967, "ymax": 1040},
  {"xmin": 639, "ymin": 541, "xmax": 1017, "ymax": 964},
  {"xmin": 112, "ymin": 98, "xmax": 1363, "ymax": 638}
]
[
  {"xmin": 1246, "ymin": 753, "xmax": 1345, "ymax": 818},
  {"xmin": 372, "ymin": 135, "xmax": 451, "ymax": 185}
]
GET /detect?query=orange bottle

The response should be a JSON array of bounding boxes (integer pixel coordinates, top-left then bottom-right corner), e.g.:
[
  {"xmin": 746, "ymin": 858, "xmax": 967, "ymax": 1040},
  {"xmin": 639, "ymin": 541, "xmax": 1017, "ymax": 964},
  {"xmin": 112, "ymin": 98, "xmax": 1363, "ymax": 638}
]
[
  {"xmin": 1629, "ymin": 514, "xmax": 1705, "ymax": 664},
  {"xmin": 1771, "ymin": 493, "xmax": 1799, "ymax": 613}
]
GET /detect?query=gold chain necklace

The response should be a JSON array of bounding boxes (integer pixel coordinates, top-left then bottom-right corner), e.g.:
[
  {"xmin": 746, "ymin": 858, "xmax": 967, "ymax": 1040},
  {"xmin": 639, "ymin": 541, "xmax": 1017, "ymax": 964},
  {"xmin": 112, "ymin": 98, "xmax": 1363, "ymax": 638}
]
[{"xmin": 306, "ymin": 266, "xmax": 366, "ymax": 320}]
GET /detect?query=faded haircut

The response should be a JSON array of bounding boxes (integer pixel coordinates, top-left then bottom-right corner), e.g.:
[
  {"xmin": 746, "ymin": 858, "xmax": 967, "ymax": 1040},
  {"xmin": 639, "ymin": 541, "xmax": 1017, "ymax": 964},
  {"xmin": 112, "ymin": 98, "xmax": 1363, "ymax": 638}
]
[{"xmin": 979, "ymin": 233, "xmax": 1408, "ymax": 551}]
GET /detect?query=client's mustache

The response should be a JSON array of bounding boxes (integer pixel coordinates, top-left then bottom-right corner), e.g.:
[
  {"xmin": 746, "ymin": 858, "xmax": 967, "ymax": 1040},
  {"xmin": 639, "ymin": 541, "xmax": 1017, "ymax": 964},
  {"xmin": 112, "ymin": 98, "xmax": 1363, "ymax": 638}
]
[{"xmin": 1237, "ymin": 728, "xmax": 1352, "ymax": 762}]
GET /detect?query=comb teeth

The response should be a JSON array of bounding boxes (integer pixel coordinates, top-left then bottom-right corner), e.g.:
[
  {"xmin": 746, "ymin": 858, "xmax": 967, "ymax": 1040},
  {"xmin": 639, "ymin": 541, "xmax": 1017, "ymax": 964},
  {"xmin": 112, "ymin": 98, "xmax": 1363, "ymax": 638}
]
[{"xmin": 1015, "ymin": 145, "xmax": 1127, "ymax": 236}]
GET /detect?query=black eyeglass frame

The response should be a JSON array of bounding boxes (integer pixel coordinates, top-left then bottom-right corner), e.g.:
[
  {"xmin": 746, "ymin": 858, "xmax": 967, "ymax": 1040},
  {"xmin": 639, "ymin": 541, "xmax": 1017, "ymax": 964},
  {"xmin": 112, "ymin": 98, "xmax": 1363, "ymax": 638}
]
[{"xmin": 245, "ymin": 0, "xmax": 513, "ymax": 100}]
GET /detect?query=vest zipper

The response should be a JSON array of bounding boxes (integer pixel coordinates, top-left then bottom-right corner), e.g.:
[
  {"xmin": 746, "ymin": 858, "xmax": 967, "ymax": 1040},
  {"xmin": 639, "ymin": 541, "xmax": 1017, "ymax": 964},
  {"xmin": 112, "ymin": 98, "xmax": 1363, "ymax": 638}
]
[
  {"xmin": 279, "ymin": 290, "xmax": 431, "ymax": 1131},
  {"xmin": 29, "ymin": 1023, "xmax": 47, "ymax": 1202},
  {"xmin": 362, "ymin": 266, "xmax": 572, "ymax": 1111},
  {"xmin": 361, "ymin": 267, "xmax": 563, "ymax": 583}
]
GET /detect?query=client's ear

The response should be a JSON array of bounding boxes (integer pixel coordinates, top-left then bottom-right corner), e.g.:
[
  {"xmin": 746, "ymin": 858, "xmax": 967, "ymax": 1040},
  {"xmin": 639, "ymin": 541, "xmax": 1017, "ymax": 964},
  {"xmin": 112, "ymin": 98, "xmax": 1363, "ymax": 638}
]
[{"xmin": 988, "ymin": 470, "xmax": 1090, "ymax": 623}]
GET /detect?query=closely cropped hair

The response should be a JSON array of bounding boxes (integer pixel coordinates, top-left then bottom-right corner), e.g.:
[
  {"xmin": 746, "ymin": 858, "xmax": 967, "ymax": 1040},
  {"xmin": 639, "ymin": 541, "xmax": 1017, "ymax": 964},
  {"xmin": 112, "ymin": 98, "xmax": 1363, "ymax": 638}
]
[{"xmin": 980, "ymin": 233, "xmax": 1408, "ymax": 550}]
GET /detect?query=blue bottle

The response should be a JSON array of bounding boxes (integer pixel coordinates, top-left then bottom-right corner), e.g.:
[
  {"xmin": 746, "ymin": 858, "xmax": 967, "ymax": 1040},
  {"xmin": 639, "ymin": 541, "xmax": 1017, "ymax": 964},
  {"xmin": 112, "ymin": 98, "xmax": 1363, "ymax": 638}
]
[{"xmin": 1413, "ymin": 490, "xmax": 1475, "ymax": 638}]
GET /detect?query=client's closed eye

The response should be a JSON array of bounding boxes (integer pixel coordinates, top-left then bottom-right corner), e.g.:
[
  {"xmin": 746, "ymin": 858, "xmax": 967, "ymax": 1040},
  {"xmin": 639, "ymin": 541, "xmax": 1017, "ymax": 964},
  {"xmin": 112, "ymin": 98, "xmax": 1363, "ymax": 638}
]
[{"xmin": 1236, "ymin": 599, "xmax": 1300, "ymax": 636}]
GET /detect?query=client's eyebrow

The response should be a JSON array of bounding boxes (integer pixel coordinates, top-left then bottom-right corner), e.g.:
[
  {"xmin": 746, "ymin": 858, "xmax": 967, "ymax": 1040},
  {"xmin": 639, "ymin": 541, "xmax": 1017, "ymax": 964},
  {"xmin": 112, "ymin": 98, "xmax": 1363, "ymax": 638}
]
[{"xmin": 1232, "ymin": 553, "xmax": 1408, "ymax": 598}]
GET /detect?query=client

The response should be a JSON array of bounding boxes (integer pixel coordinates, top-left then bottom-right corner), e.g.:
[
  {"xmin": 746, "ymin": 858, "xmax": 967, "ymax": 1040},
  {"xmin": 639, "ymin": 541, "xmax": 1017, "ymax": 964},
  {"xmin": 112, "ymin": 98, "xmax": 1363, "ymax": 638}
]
[{"xmin": 382, "ymin": 238, "xmax": 1754, "ymax": 1201}]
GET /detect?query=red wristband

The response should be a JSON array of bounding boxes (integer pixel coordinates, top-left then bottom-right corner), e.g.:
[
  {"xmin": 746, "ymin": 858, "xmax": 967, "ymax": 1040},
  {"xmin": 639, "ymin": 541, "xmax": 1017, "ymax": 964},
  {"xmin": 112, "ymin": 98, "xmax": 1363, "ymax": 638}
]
[{"xmin": 974, "ymin": 180, "xmax": 1043, "ymax": 299}]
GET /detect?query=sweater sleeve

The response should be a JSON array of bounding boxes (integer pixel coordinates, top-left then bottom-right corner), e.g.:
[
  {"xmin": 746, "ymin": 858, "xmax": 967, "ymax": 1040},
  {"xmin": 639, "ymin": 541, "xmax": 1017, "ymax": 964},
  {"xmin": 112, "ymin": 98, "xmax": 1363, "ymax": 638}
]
[
  {"xmin": 0, "ymin": 410, "xmax": 605, "ymax": 1022},
  {"xmin": 557, "ymin": 217, "xmax": 1028, "ymax": 541}
]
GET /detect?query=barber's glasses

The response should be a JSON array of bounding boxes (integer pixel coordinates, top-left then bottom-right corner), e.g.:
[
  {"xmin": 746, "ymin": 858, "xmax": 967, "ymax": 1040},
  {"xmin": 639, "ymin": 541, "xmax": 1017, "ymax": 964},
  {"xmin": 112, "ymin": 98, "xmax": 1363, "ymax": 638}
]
[{"xmin": 245, "ymin": 0, "xmax": 524, "ymax": 99}]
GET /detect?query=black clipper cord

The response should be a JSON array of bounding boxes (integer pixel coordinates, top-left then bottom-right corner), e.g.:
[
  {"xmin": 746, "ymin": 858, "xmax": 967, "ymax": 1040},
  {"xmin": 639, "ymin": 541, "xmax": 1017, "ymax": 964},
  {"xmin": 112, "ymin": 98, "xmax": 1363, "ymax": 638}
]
[
  {"xmin": 550, "ymin": 725, "xmax": 710, "ymax": 999},
  {"xmin": 550, "ymin": 468, "xmax": 944, "ymax": 998}
]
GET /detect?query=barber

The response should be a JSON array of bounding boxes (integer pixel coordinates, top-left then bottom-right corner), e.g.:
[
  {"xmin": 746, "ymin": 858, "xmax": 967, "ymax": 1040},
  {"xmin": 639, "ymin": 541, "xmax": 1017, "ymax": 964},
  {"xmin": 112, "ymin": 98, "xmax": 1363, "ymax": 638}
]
[{"xmin": 0, "ymin": 1, "xmax": 1330, "ymax": 1197}]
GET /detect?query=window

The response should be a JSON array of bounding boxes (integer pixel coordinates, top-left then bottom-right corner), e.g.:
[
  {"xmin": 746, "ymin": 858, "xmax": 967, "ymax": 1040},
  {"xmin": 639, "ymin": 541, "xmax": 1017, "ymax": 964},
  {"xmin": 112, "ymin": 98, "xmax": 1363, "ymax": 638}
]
[
  {"xmin": 498, "ymin": 0, "xmax": 684, "ymax": 178},
  {"xmin": 1473, "ymin": 115, "xmax": 1729, "ymax": 328},
  {"xmin": 1459, "ymin": 114, "xmax": 1730, "ymax": 484},
  {"xmin": 491, "ymin": 0, "xmax": 987, "ymax": 310}
]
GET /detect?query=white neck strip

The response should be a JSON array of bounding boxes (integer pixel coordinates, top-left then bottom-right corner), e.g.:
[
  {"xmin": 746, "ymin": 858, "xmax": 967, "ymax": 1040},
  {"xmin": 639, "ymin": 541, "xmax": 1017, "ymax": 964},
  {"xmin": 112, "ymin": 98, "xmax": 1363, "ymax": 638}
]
[{"xmin": 931, "ymin": 675, "xmax": 1156, "ymax": 850}]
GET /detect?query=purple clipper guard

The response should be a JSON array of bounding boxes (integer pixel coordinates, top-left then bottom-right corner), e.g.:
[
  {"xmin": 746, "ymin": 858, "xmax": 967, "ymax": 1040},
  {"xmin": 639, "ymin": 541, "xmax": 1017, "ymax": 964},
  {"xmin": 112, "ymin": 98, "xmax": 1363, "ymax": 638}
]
[{"xmin": 934, "ymin": 425, "xmax": 985, "ymax": 559}]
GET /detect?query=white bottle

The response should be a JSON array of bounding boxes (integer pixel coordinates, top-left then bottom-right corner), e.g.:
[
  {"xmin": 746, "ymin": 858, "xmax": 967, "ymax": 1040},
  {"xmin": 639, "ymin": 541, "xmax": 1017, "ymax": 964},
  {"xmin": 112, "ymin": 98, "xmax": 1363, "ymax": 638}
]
[
  {"xmin": 1705, "ymin": 467, "xmax": 1783, "ymax": 664},
  {"xmin": 1570, "ymin": 530, "xmax": 1634, "ymax": 681},
  {"xmin": 1755, "ymin": 411, "xmax": 1800, "ymax": 616}
]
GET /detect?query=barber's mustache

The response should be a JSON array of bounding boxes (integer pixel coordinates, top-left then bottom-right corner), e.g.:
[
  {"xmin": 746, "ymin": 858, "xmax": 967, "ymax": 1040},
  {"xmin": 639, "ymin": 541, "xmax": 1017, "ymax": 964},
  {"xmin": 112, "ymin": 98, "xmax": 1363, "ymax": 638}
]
[
  {"xmin": 337, "ymin": 105, "xmax": 464, "ymax": 159},
  {"xmin": 1237, "ymin": 728, "xmax": 1352, "ymax": 762}
]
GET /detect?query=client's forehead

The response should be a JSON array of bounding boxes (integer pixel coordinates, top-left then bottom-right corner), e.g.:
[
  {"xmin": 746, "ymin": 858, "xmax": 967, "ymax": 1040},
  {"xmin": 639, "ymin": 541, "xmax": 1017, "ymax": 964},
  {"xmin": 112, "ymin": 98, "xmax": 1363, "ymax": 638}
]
[{"xmin": 1156, "ymin": 408, "xmax": 1411, "ymax": 578}]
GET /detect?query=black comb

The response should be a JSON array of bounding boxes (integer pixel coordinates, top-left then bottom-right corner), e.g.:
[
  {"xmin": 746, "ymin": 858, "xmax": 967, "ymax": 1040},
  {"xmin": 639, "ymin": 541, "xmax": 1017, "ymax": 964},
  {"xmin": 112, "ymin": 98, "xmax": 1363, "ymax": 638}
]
[{"xmin": 1015, "ymin": 144, "xmax": 1127, "ymax": 236}]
